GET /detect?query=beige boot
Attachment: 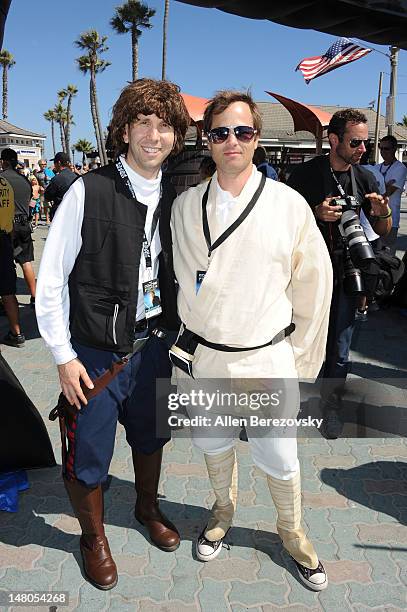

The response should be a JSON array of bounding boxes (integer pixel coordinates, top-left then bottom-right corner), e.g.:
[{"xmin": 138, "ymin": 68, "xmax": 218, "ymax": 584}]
[
  {"xmin": 267, "ymin": 471, "xmax": 328, "ymax": 590},
  {"xmin": 196, "ymin": 447, "xmax": 238, "ymax": 561},
  {"xmin": 204, "ymin": 447, "xmax": 238, "ymax": 540}
]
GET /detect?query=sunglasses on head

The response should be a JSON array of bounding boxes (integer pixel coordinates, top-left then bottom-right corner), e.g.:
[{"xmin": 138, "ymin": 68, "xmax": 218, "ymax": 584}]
[
  {"xmin": 348, "ymin": 138, "xmax": 371, "ymax": 149},
  {"xmin": 207, "ymin": 125, "xmax": 257, "ymax": 144}
]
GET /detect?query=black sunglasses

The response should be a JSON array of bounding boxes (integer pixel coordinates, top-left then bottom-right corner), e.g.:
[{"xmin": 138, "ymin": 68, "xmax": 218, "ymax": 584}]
[
  {"xmin": 348, "ymin": 138, "xmax": 370, "ymax": 149},
  {"xmin": 207, "ymin": 125, "xmax": 257, "ymax": 144},
  {"xmin": 379, "ymin": 145, "xmax": 393, "ymax": 151}
]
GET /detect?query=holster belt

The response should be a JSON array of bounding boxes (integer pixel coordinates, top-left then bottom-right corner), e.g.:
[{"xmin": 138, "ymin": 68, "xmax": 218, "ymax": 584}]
[{"xmin": 169, "ymin": 323, "xmax": 295, "ymax": 378}]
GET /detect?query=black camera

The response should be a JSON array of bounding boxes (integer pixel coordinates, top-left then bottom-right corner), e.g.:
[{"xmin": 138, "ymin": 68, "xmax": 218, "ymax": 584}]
[
  {"xmin": 342, "ymin": 248, "xmax": 364, "ymax": 295},
  {"xmin": 331, "ymin": 195, "xmax": 358, "ymax": 213},
  {"xmin": 335, "ymin": 196, "xmax": 375, "ymax": 268},
  {"xmin": 332, "ymin": 195, "xmax": 377, "ymax": 296}
]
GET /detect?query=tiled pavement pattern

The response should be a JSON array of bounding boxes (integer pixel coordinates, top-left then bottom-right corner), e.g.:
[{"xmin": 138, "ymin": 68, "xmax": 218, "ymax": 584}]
[{"xmin": 1, "ymin": 212, "xmax": 407, "ymax": 612}]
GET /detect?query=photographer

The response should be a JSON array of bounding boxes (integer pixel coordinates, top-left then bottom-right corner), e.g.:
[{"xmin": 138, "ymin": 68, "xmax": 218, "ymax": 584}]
[{"xmin": 288, "ymin": 109, "xmax": 391, "ymax": 438}]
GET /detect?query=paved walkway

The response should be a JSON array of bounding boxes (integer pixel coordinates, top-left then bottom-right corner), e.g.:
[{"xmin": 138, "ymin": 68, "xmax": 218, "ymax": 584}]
[{"xmin": 0, "ymin": 214, "xmax": 406, "ymax": 611}]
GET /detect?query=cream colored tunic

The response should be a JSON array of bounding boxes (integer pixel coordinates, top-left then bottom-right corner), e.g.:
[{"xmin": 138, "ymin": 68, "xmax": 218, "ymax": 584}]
[{"xmin": 170, "ymin": 167, "xmax": 333, "ymax": 383}]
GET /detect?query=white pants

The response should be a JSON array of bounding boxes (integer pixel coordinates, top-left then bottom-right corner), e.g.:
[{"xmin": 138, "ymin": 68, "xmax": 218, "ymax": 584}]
[
  {"xmin": 178, "ymin": 338, "xmax": 300, "ymax": 480},
  {"xmin": 189, "ymin": 424, "xmax": 299, "ymax": 480}
]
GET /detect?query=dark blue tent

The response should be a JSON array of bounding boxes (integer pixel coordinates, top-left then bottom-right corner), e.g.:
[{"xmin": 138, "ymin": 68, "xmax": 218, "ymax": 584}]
[
  {"xmin": 176, "ymin": 1, "xmax": 407, "ymax": 50},
  {"xmin": 0, "ymin": 352, "xmax": 55, "ymax": 471}
]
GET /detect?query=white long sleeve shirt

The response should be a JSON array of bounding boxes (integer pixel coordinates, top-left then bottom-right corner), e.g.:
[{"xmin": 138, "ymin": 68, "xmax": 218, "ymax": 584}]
[{"xmin": 36, "ymin": 157, "xmax": 162, "ymax": 365}]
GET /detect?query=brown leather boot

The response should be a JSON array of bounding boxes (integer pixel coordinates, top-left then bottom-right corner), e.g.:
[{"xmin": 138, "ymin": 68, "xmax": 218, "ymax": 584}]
[
  {"xmin": 64, "ymin": 478, "xmax": 118, "ymax": 590},
  {"xmin": 132, "ymin": 448, "xmax": 180, "ymax": 552}
]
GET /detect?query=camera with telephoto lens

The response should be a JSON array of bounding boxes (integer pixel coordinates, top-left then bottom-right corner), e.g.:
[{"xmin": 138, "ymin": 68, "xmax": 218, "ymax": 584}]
[
  {"xmin": 342, "ymin": 248, "xmax": 364, "ymax": 295},
  {"xmin": 331, "ymin": 195, "xmax": 376, "ymax": 296},
  {"xmin": 331, "ymin": 195, "xmax": 358, "ymax": 213}
]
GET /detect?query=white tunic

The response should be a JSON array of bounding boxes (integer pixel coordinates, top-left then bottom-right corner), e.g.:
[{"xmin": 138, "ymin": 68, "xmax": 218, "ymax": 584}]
[{"xmin": 170, "ymin": 166, "xmax": 333, "ymax": 382}]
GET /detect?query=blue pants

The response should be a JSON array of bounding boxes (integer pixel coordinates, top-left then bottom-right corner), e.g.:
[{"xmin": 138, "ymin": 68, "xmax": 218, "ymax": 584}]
[
  {"xmin": 64, "ymin": 334, "xmax": 171, "ymax": 487},
  {"xmin": 321, "ymin": 281, "xmax": 357, "ymax": 400}
]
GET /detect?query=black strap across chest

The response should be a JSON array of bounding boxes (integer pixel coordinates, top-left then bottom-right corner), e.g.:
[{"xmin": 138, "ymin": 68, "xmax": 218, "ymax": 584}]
[{"xmin": 202, "ymin": 173, "xmax": 266, "ymax": 258}]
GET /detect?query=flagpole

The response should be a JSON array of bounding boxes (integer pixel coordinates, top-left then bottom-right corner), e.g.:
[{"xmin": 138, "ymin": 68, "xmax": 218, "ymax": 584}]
[
  {"xmin": 374, "ymin": 71, "xmax": 383, "ymax": 163},
  {"xmin": 388, "ymin": 46, "xmax": 399, "ymax": 136}
]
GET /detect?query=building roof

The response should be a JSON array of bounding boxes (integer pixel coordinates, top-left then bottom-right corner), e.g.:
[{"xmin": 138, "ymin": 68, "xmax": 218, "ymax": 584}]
[
  {"xmin": 0, "ymin": 119, "xmax": 45, "ymax": 139},
  {"xmin": 185, "ymin": 102, "xmax": 407, "ymax": 145},
  {"xmin": 254, "ymin": 102, "xmax": 407, "ymax": 144}
]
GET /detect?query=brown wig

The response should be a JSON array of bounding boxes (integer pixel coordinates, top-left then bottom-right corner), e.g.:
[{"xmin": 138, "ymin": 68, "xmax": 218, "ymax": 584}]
[
  {"xmin": 109, "ymin": 78, "xmax": 190, "ymax": 157},
  {"xmin": 203, "ymin": 90, "xmax": 262, "ymax": 135}
]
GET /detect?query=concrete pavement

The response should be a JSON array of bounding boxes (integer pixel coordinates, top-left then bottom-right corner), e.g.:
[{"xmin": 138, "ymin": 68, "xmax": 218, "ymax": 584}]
[{"xmin": 0, "ymin": 212, "xmax": 406, "ymax": 611}]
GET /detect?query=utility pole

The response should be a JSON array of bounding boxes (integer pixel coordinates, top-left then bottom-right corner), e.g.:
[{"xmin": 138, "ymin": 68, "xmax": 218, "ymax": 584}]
[
  {"xmin": 373, "ymin": 71, "xmax": 383, "ymax": 163},
  {"xmin": 387, "ymin": 46, "xmax": 399, "ymax": 136}
]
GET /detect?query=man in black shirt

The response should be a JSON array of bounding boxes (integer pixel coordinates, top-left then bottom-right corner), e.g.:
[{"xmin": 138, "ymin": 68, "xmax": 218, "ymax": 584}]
[
  {"xmin": 44, "ymin": 152, "xmax": 77, "ymax": 220},
  {"xmin": 288, "ymin": 109, "xmax": 392, "ymax": 438},
  {"xmin": 0, "ymin": 148, "xmax": 37, "ymax": 324}
]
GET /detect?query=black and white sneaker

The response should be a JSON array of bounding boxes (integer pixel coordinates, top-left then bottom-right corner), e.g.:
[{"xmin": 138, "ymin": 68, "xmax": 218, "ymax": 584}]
[
  {"xmin": 292, "ymin": 558, "xmax": 328, "ymax": 591},
  {"xmin": 196, "ymin": 527, "xmax": 229, "ymax": 562}
]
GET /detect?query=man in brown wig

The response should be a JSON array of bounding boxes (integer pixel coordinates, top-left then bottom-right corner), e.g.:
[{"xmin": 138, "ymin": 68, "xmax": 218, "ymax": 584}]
[{"xmin": 36, "ymin": 79, "xmax": 190, "ymax": 590}]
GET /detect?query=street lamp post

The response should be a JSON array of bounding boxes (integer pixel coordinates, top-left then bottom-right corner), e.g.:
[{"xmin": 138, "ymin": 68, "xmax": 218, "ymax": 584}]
[{"xmin": 388, "ymin": 46, "xmax": 399, "ymax": 136}]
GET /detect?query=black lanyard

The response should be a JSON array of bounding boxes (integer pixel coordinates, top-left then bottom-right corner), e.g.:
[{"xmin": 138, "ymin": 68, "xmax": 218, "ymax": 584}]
[
  {"xmin": 380, "ymin": 161, "xmax": 394, "ymax": 181},
  {"xmin": 329, "ymin": 165, "xmax": 358, "ymax": 200},
  {"xmin": 201, "ymin": 173, "xmax": 266, "ymax": 258},
  {"xmin": 116, "ymin": 157, "xmax": 161, "ymax": 271}
]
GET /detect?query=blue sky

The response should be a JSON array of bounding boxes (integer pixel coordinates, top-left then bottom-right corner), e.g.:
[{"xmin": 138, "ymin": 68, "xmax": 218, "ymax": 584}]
[{"xmin": 3, "ymin": 0, "xmax": 407, "ymax": 159}]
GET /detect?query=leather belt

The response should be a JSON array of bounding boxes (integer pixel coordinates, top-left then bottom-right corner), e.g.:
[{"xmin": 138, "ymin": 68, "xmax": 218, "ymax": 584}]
[
  {"xmin": 169, "ymin": 323, "xmax": 296, "ymax": 379},
  {"xmin": 188, "ymin": 322, "xmax": 296, "ymax": 353}
]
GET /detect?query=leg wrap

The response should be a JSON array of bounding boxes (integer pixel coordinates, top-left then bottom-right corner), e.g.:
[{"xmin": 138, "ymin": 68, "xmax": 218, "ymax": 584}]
[
  {"xmin": 204, "ymin": 447, "xmax": 238, "ymax": 542},
  {"xmin": 267, "ymin": 471, "xmax": 318, "ymax": 569}
]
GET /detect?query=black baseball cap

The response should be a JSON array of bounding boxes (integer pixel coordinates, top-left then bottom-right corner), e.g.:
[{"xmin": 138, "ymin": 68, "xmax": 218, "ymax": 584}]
[
  {"xmin": 51, "ymin": 152, "xmax": 71, "ymax": 165},
  {"xmin": 1, "ymin": 148, "xmax": 18, "ymax": 162}
]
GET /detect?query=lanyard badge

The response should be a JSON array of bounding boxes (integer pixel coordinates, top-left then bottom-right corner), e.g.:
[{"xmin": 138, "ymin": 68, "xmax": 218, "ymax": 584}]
[
  {"xmin": 197, "ymin": 174, "xmax": 266, "ymax": 293},
  {"xmin": 116, "ymin": 157, "xmax": 162, "ymax": 319},
  {"xmin": 143, "ymin": 278, "xmax": 162, "ymax": 319},
  {"xmin": 196, "ymin": 270, "xmax": 206, "ymax": 294}
]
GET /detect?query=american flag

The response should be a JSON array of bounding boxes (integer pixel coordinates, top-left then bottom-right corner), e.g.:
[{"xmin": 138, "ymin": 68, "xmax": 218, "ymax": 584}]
[{"xmin": 296, "ymin": 38, "xmax": 372, "ymax": 84}]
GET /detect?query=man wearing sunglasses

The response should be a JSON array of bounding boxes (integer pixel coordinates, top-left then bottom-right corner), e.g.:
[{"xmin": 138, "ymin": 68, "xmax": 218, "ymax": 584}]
[
  {"xmin": 170, "ymin": 90, "xmax": 333, "ymax": 590},
  {"xmin": 288, "ymin": 109, "xmax": 392, "ymax": 439},
  {"xmin": 374, "ymin": 135, "xmax": 407, "ymax": 255}
]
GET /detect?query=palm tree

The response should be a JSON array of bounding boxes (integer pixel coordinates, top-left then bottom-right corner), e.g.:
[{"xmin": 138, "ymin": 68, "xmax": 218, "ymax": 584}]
[
  {"xmin": 54, "ymin": 102, "xmax": 67, "ymax": 152},
  {"xmin": 75, "ymin": 30, "xmax": 110, "ymax": 166},
  {"xmin": 0, "ymin": 49, "xmax": 15, "ymax": 119},
  {"xmin": 59, "ymin": 84, "xmax": 78, "ymax": 156},
  {"xmin": 397, "ymin": 114, "xmax": 407, "ymax": 128},
  {"xmin": 74, "ymin": 138, "xmax": 93, "ymax": 165},
  {"xmin": 162, "ymin": 0, "xmax": 169, "ymax": 80},
  {"xmin": 43, "ymin": 109, "xmax": 57, "ymax": 157},
  {"xmin": 56, "ymin": 89, "xmax": 68, "ymax": 153},
  {"xmin": 110, "ymin": 0, "xmax": 155, "ymax": 81}
]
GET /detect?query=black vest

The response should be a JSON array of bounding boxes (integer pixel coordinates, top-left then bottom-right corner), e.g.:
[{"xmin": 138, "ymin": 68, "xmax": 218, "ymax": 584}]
[{"xmin": 68, "ymin": 163, "xmax": 178, "ymax": 353}]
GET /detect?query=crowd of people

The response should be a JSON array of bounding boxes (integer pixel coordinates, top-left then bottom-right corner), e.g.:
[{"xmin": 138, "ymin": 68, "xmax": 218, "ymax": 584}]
[
  {"xmin": 0, "ymin": 150, "xmax": 95, "ymax": 346},
  {"xmin": 1, "ymin": 77, "xmax": 406, "ymax": 594}
]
